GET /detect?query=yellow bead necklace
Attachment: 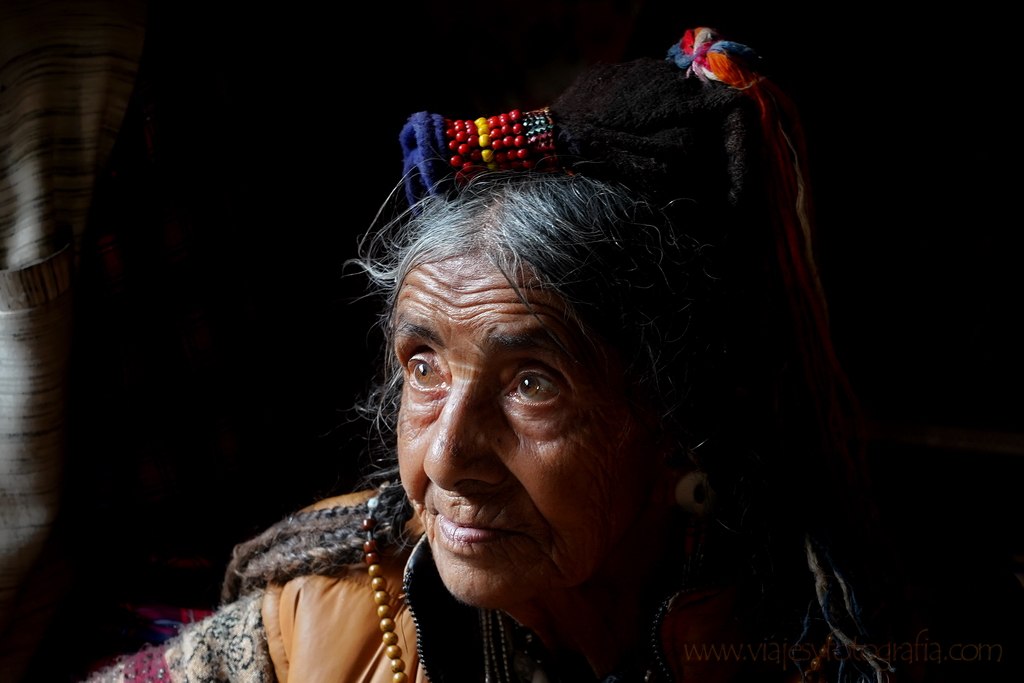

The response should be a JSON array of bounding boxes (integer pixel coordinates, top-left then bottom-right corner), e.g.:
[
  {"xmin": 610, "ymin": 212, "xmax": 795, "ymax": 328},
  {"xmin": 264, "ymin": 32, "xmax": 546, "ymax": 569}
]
[{"xmin": 362, "ymin": 496, "xmax": 409, "ymax": 683}]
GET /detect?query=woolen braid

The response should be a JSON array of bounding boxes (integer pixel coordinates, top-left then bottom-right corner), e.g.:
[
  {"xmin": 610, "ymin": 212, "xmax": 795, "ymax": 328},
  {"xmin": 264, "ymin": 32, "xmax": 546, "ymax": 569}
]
[{"xmin": 221, "ymin": 482, "xmax": 413, "ymax": 602}]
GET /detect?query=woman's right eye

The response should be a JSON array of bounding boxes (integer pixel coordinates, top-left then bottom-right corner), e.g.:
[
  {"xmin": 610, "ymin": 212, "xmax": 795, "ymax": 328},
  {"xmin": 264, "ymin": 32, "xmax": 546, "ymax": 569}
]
[{"xmin": 407, "ymin": 358, "xmax": 442, "ymax": 388}]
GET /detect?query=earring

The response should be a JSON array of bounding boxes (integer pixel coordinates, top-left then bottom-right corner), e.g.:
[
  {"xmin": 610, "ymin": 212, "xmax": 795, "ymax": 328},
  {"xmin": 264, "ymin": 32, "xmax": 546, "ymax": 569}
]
[{"xmin": 675, "ymin": 469, "xmax": 712, "ymax": 515}]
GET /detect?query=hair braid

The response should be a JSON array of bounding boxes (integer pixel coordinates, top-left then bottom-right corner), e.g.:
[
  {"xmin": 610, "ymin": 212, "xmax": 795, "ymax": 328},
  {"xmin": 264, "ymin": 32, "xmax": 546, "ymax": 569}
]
[
  {"xmin": 221, "ymin": 482, "xmax": 413, "ymax": 602},
  {"xmin": 803, "ymin": 534, "xmax": 892, "ymax": 682}
]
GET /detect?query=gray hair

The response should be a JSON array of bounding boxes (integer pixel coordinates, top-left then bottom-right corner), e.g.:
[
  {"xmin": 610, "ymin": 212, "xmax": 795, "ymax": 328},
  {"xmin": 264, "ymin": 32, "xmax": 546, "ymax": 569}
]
[{"xmin": 351, "ymin": 171, "xmax": 739, "ymax": 473}]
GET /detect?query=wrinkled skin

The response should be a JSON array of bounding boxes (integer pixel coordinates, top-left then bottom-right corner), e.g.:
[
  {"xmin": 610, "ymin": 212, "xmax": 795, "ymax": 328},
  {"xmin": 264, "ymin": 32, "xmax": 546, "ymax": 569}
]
[{"xmin": 395, "ymin": 255, "xmax": 678, "ymax": 668}]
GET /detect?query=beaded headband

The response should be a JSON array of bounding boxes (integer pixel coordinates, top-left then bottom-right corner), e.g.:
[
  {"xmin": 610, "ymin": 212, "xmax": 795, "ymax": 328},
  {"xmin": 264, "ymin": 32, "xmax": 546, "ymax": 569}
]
[
  {"xmin": 400, "ymin": 27, "xmax": 769, "ymax": 207},
  {"xmin": 442, "ymin": 108, "xmax": 557, "ymax": 180}
]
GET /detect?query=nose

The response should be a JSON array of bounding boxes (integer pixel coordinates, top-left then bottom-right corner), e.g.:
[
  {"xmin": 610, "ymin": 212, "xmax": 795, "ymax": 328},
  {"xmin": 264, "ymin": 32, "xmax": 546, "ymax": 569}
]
[{"xmin": 423, "ymin": 381, "xmax": 509, "ymax": 491}]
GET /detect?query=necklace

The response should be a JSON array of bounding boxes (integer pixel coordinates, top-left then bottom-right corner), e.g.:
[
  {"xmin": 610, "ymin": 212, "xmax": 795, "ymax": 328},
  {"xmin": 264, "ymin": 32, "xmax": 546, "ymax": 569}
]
[{"xmin": 362, "ymin": 495, "xmax": 410, "ymax": 683}]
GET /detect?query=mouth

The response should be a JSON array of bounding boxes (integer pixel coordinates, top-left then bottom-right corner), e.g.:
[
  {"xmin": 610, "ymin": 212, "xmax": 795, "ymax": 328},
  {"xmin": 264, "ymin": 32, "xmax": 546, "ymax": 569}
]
[{"xmin": 435, "ymin": 512, "xmax": 510, "ymax": 547}]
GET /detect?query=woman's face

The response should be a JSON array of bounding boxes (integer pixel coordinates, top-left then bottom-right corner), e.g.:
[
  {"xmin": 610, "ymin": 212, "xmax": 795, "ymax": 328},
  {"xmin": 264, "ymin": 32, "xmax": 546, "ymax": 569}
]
[{"xmin": 395, "ymin": 254, "xmax": 674, "ymax": 611}]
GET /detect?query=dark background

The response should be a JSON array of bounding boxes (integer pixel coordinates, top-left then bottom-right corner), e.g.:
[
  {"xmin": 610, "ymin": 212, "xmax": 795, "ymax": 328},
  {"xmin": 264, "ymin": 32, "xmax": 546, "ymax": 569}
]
[
  {"xmin": 220, "ymin": 1, "xmax": 1024, "ymax": 490},
  {"xmin": 28, "ymin": 1, "xmax": 1023, "ymax": 680}
]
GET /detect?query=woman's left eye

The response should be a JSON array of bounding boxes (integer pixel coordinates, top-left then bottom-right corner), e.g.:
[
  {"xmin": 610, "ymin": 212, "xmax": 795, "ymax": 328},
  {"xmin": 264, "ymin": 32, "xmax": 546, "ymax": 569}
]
[{"xmin": 515, "ymin": 373, "xmax": 558, "ymax": 402}]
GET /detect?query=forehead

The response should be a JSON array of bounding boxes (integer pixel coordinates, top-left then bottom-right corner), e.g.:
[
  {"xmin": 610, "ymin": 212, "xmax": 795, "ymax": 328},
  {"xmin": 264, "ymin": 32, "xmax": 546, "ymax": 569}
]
[{"xmin": 393, "ymin": 256, "xmax": 583, "ymax": 353}]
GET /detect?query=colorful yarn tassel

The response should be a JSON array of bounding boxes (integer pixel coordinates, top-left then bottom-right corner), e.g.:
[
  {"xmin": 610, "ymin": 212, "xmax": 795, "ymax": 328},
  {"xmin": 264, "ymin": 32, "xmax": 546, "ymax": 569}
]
[{"xmin": 669, "ymin": 27, "xmax": 862, "ymax": 486}]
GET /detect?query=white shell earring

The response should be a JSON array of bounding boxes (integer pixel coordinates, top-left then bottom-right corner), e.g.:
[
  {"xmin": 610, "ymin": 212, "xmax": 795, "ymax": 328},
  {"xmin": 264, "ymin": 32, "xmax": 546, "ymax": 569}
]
[{"xmin": 675, "ymin": 469, "xmax": 712, "ymax": 515}]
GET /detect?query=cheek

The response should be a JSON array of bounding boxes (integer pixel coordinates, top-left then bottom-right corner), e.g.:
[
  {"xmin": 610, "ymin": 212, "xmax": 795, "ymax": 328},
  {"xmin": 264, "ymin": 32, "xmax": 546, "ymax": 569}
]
[
  {"xmin": 528, "ymin": 438, "xmax": 638, "ymax": 540},
  {"xmin": 522, "ymin": 426, "xmax": 650, "ymax": 567},
  {"xmin": 397, "ymin": 399, "xmax": 433, "ymax": 504}
]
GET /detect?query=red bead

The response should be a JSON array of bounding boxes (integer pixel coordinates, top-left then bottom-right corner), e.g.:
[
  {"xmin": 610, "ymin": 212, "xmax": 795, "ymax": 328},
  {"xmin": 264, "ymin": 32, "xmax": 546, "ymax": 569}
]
[
  {"xmin": 491, "ymin": 138, "xmax": 503, "ymax": 151},
  {"xmin": 458, "ymin": 143, "xmax": 470, "ymax": 155},
  {"xmin": 364, "ymin": 552, "xmax": 380, "ymax": 565},
  {"xmin": 467, "ymin": 135, "xmax": 478, "ymax": 148},
  {"xmin": 516, "ymin": 147, "xmax": 529, "ymax": 159},
  {"xmin": 361, "ymin": 518, "xmax": 376, "ymax": 531},
  {"xmin": 511, "ymin": 160, "xmax": 523, "ymax": 169},
  {"xmin": 470, "ymin": 149, "xmax": 482, "ymax": 161},
  {"xmin": 509, "ymin": 109, "xmax": 521, "ymax": 121},
  {"xmin": 499, "ymin": 113, "xmax": 509, "ymax": 125},
  {"xmin": 450, "ymin": 155, "xmax": 464, "ymax": 168},
  {"xmin": 514, "ymin": 135, "xmax": 525, "ymax": 147},
  {"xmin": 445, "ymin": 127, "xmax": 456, "ymax": 138},
  {"xmin": 363, "ymin": 540, "xmax": 377, "ymax": 553},
  {"xmin": 512, "ymin": 123, "xmax": 523, "ymax": 134},
  {"xmin": 503, "ymin": 136, "xmax": 513, "ymax": 147},
  {"xmin": 455, "ymin": 131, "xmax": 466, "ymax": 142},
  {"xmin": 487, "ymin": 116, "xmax": 500, "ymax": 127},
  {"xmin": 522, "ymin": 159, "xmax": 535, "ymax": 169},
  {"xmin": 448, "ymin": 140, "xmax": 458, "ymax": 150},
  {"xmin": 499, "ymin": 125, "xmax": 509, "ymax": 136}
]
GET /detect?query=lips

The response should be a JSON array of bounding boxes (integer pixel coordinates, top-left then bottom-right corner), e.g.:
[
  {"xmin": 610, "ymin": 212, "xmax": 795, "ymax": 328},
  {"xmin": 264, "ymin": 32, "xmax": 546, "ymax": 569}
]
[{"xmin": 436, "ymin": 513, "xmax": 507, "ymax": 546}]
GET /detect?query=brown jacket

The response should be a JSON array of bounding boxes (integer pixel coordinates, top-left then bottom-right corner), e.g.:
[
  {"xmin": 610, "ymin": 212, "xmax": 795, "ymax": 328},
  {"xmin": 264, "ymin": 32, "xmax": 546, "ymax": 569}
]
[
  {"xmin": 263, "ymin": 558, "xmax": 423, "ymax": 683},
  {"xmin": 261, "ymin": 491, "xmax": 425, "ymax": 683}
]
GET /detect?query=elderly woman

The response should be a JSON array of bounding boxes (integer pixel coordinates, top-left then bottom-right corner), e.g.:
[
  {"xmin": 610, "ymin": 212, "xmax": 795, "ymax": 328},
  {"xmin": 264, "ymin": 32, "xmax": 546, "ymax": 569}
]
[{"xmin": 86, "ymin": 28, "xmax": 891, "ymax": 683}]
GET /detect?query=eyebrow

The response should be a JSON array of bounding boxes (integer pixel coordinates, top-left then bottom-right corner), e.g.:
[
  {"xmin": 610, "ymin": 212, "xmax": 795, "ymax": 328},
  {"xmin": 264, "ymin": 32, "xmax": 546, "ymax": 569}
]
[
  {"xmin": 492, "ymin": 331, "xmax": 562, "ymax": 353},
  {"xmin": 394, "ymin": 322, "xmax": 444, "ymax": 347},
  {"xmin": 393, "ymin": 320, "xmax": 566, "ymax": 355}
]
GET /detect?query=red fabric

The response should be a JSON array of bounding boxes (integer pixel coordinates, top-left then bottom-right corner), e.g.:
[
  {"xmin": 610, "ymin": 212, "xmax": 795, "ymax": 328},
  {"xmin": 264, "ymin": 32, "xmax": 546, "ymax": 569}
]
[{"xmin": 121, "ymin": 646, "xmax": 170, "ymax": 681}]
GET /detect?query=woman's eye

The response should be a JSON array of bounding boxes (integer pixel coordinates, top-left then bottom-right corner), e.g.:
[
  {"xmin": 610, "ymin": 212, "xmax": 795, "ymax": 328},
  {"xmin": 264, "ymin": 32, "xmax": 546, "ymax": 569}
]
[
  {"xmin": 408, "ymin": 359, "xmax": 442, "ymax": 388},
  {"xmin": 516, "ymin": 373, "xmax": 558, "ymax": 402}
]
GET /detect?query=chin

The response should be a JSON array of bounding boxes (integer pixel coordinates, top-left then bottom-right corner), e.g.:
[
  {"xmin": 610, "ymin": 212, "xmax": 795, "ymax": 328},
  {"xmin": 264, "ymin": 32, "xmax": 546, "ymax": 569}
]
[{"xmin": 432, "ymin": 545, "xmax": 540, "ymax": 611}]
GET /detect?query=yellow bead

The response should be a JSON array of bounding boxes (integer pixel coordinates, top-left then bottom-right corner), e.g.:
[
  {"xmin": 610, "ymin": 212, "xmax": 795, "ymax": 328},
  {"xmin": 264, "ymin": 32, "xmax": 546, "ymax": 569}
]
[
  {"xmin": 479, "ymin": 135, "xmax": 490, "ymax": 149},
  {"xmin": 487, "ymin": 162, "xmax": 498, "ymax": 171},
  {"xmin": 379, "ymin": 618, "xmax": 396, "ymax": 633},
  {"xmin": 382, "ymin": 631, "xmax": 398, "ymax": 646},
  {"xmin": 474, "ymin": 117, "xmax": 487, "ymax": 129},
  {"xmin": 374, "ymin": 590, "xmax": 390, "ymax": 606},
  {"xmin": 368, "ymin": 564, "xmax": 383, "ymax": 578},
  {"xmin": 377, "ymin": 604, "xmax": 392, "ymax": 619},
  {"xmin": 809, "ymin": 656, "xmax": 821, "ymax": 671},
  {"xmin": 390, "ymin": 658, "xmax": 405, "ymax": 673},
  {"xmin": 393, "ymin": 673, "xmax": 408, "ymax": 683},
  {"xmin": 386, "ymin": 645, "xmax": 402, "ymax": 659}
]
